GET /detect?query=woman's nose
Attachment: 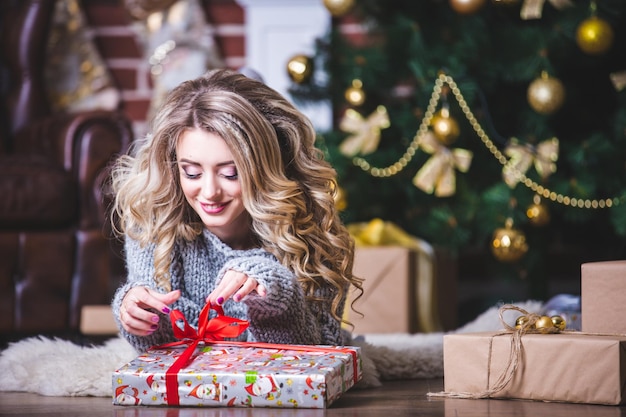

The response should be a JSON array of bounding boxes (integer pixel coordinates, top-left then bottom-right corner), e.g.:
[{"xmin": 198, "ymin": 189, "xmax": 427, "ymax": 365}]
[{"xmin": 201, "ymin": 175, "xmax": 222, "ymax": 200}]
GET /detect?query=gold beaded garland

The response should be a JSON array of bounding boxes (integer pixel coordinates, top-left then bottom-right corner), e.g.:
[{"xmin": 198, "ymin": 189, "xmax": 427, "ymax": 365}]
[{"xmin": 351, "ymin": 73, "xmax": 626, "ymax": 210}]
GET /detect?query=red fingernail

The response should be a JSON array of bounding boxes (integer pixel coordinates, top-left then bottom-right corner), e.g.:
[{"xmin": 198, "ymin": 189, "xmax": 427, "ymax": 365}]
[
  {"xmin": 162, "ymin": 307, "xmax": 171, "ymax": 314},
  {"xmin": 217, "ymin": 297, "xmax": 224, "ymax": 305},
  {"xmin": 233, "ymin": 294, "xmax": 241, "ymax": 302},
  {"xmin": 151, "ymin": 324, "xmax": 158, "ymax": 330},
  {"xmin": 151, "ymin": 316, "xmax": 159, "ymax": 323}
]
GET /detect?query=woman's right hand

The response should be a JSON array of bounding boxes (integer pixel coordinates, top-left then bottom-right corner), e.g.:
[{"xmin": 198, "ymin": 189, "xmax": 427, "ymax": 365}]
[{"xmin": 119, "ymin": 287, "xmax": 181, "ymax": 336}]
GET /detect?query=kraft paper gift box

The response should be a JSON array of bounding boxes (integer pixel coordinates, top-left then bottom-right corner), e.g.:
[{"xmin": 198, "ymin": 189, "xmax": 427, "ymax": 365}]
[
  {"xmin": 347, "ymin": 246, "xmax": 418, "ymax": 334},
  {"xmin": 112, "ymin": 342, "xmax": 361, "ymax": 408},
  {"xmin": 442, "ymin": 332, "xmax": 626, "ymax": 405},
  {"xmin": 581, "ymin": 260, "xmax": 626, "ymax": 334}
]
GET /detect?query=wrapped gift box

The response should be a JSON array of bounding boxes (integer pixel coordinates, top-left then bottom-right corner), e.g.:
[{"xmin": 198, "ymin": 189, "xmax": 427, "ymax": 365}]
[
  {"xmin": 112, "ymin": 342, "xmax": 361, "ymax": 408},
  {"xmin": 348, "ymin": 246, "xmax": 417, "ymax": 334},
  {"xmin": 443, "ymin": 332, "xmax": 626, "ymax": 405},
  {"xmin": 581, "ymin": 260, "xmax": 626, "ymax": 334},
  {"xmin": 346, "ymin": 246, "xmax": 457, "ymax": 334}
]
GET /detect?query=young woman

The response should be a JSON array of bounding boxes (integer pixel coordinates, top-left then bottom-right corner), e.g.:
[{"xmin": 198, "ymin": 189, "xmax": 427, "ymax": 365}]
[{"xmin": 109, "ymin": 68, "xmax": 362, "ymax": 353}]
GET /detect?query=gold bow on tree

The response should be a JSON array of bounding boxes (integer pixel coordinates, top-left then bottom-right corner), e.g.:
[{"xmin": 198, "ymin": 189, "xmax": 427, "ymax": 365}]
[
  {"xmin": 520, "ymin": 0, "xmax": 574, "ymax": 20},
  {"xmin": 502, "ymin": 137, "xmax": 559, "ymax": 188},
  {"xmin": 339, "ymin": 105, "xmax": 390, "ymax": 157},
  {"xmin": 413, "ymin": 132, "xmax": 473, "ymax": 197}
]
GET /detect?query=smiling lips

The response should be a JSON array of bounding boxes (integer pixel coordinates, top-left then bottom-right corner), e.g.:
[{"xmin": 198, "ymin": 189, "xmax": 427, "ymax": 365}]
[{"xmin": 200, "ymin": 201, "xmax": 228, "ymax": 214}]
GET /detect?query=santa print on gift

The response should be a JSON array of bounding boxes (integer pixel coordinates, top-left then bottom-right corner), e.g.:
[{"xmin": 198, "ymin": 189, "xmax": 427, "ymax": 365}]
[
  {"xmin": 244, "ymin": 374, "xmax": 281, "ymax": 400},
  {"xmin": 146, "ymin": 375, "xmax": 167, "ymax": 393},
  {"xmin": 187, "ymin": 381, "xmax": 224, "ymax": 402},
  {"xmin": 115, "ymin": 385, "xmax": 141, "ymax": 405}
]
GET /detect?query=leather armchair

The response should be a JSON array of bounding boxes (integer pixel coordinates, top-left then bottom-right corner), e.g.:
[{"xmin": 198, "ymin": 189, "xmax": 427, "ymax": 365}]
[{"xmin": 0, "ymin": 0, "xmax": 133, "ymax": 338}]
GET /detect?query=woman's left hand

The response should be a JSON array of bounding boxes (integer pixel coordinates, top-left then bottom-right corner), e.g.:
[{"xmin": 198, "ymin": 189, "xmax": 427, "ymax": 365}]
[{"xmin": 206, "ymin": 269, "xmax": 267, "ymax": 306}]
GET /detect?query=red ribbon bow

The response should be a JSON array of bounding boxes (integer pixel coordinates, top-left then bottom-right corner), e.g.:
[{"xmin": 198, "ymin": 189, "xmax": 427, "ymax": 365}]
[{"xmin": 155, "ymin": 303, "xmax": 249, "ymax": 405}]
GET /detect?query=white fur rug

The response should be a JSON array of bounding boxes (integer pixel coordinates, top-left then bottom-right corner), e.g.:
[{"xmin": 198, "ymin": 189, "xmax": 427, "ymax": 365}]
[{"xmin": 0, "ymin": 300, "xmax": 543, "ymax": 397}]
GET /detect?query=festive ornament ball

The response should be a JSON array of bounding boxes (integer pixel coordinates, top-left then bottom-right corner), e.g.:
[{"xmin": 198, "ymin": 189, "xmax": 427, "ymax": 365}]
[
  {"xmin": 323, "ymin": 0, "xmax": 355, "ymax": 17},
  {"xmin": 286, "ymin": 54, "xmax": 313, "ymax": 84},
  {"xmin": 576, "ymin": 16, "xmax": 614, "ymax": 55},
  {"xmin": 551, "ymin": 315, "xmax": 566, "ymax": 331},
  {"xmin": 527, "ymin": 72, "xmax": 565, "ymax": 115},
  {"xmin": 449, "ymin": 0, "xmax": 487, "ymax": 14},
  {"xmin": 526, "ymin": 201, "xmax": 550, "ymax": 227},
  {"xmin": 515, "ymin": 315, "xmax": 530, "ymax": 329},
  {"xmin": 333, "ymin": 184, "xmax": 347, "ymax": 212},
  {"xmin": 344, "ymin": 79, "xmax": 366, "ymax": 107},
  {"xmin": 431, "ymin": 109, "xmax": 460, "ymax": 145},
  {"xmin": 534, "ymin": 315, "xmax": 555, "ymax": 333},
  {"xmin": 491, "ymin": 219, "xmax": 528, "ymax": 262}
]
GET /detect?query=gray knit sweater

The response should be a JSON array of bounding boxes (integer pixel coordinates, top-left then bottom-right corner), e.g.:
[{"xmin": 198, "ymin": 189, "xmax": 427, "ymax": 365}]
[{"xmin": 111, "ymin": 229, "xmax": 346, "ymax": 353}]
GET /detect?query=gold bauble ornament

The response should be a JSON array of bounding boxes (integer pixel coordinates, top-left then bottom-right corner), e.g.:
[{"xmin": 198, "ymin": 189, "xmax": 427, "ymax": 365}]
[
  {"xmin": 576, "ymin": 16, "xmax": 614, "ymax": 55},
  {"xmin": 515, "ymin": 315, "xmax": 530, "ymax": 329},
  {"xmin": 534, "ymin": 315, "xmax": 555, "ymax": 333},
  {"xmin": 431, "ymin": 109, "xmax": 460, "ymax": 146},
  {"xmin": 449, "ymin": 0, "xmax": 487, "ymax": 14},
  {"xmin": 527, "ymin": 71, "xmax": 565, "ymax": 115},
  {"xmin": 344, "ymin": 79, "xmax": 366, "ymax": 107},
  {"xmin": 323, "ymin": 0, "xmax": 355, "ymax": 17},
  {"xmin": 333, "ymin": 184, "xmax": 347, "ymax": 212},
  {"xmin": 286, "ymin": 54, "xmax": 313, "ymax": 84},
  {"xmin": 491, "ymin": 218, "xmax": 528, "ymax": 262},
  {"xmin": 551, "ymin": 315, "xmax": 566, "ymax": 331},
  {"xmin": 526, "ymin": 195, "xmax": 550, "ymax": 226}
]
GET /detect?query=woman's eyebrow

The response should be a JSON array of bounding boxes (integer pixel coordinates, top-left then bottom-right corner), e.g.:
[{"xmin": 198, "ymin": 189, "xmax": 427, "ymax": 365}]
[{"xmin": 177, "ymin": 158, "xmax": 236, "ymax": 167}]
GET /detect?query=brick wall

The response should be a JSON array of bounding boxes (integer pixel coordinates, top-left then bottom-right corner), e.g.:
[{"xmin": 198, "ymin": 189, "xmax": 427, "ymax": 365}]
[{"xmin": 81, "ymin": 0, "xmax": 245, "ymax": 136}]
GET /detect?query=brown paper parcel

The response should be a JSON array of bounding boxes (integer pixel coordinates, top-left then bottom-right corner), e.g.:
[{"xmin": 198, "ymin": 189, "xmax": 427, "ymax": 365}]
[
  {"xmin": 348, "ymin": 246, "xmax": 417, "ymax": 334},
  {"xmin": 582, "ymin": 260, "xmax": 626, "ymax": 334},
  {"xmin": 443, "ymin": 331, "xmax": 626, "ymax": 405}
]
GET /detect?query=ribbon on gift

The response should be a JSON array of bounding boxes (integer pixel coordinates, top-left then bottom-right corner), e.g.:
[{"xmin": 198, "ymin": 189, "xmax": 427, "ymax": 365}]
[
  {"xmin": 154, "ymin": 303, "xmax": 249, "ymax": 405},
  {"xmin": 154, "ymin": 304, "xmax": 360, "ymax": 405}
]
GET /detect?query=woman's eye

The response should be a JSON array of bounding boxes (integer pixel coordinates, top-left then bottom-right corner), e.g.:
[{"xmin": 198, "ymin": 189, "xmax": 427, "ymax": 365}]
[
  {"xmin": 182, "ymin": 169, "xmax": 201, "ymax": 179},
  {"xmin": 221, "ymin": 168, "xmax": 238, "ymax": 180}
]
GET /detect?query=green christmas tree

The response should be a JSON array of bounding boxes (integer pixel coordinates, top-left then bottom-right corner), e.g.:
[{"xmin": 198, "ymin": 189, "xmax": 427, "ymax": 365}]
[{"xmin": 289, "ymin": 0, "xmax": 626, "ymax": 304}]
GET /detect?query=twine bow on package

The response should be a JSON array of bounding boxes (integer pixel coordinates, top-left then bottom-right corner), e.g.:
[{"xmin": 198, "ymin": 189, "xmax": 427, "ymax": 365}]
[{"xmin": 112, "ymin": 304, "xmax": 362, "ymax": 408}]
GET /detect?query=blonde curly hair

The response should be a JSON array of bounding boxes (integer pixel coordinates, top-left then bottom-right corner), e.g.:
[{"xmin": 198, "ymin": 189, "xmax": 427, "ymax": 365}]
[{"xmin": 110, "ymin": 68, "xmax": 362, "ymax": 322}]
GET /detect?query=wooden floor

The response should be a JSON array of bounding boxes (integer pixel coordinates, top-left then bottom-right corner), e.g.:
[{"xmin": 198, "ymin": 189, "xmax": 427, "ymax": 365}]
[{"xmin": 1, "ymin": 378, "xmax": 625, "ymax": 416}]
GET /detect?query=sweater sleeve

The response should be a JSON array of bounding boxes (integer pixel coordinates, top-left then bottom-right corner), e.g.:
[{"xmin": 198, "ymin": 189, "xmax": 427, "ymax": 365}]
[
  {"xmin": 219, "ymin": 255, "xmax": 343, "ymax": 346},
  {"xmin": 111, "ymin": 237, "xmax": 203, "ymax": 353}
]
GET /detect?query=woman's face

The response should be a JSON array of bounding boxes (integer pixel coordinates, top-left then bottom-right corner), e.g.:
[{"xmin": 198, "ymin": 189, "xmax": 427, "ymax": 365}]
[{"xmin": 176, "ymin": 128, "xmax": 250, "ymax": 247}]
